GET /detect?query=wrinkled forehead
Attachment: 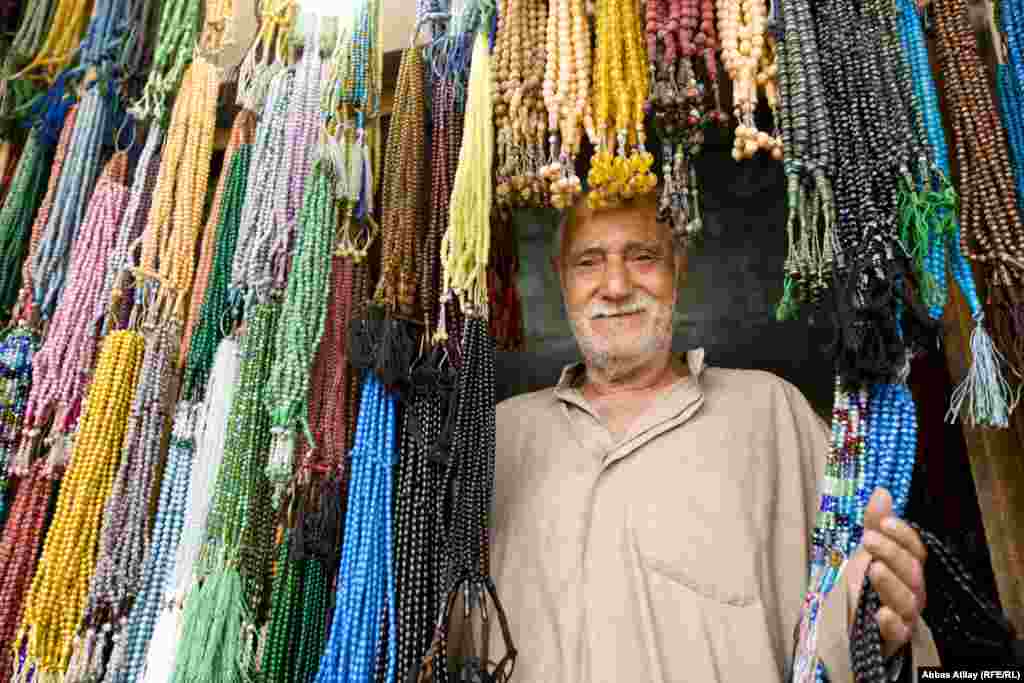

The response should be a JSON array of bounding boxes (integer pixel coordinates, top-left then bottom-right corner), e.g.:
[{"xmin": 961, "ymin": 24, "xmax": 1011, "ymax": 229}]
[{"xmin": 561, "ymin": 201, "xmax": 671, "ymax": 256}]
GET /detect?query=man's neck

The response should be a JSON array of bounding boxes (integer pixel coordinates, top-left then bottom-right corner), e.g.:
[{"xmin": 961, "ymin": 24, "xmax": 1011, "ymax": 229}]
[{"xmin": 581, "ymin": 354, "xmax": 686, "ymax": 400}]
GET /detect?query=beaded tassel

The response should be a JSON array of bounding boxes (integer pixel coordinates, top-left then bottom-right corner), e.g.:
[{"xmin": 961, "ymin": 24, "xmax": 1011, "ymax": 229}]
[
  {"xmin": 15, "ymin": 330, "xmax": 145, "ymax": 678},
  {"xmin": 314, "ymin": 373, "xmax": 398, "ymax": 683}
]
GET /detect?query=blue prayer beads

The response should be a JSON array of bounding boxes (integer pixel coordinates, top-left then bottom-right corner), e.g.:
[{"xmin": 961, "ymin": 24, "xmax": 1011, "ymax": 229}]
[{"xmin": 315, "ymin": 373, "xmax": 397, "ymax": 683}]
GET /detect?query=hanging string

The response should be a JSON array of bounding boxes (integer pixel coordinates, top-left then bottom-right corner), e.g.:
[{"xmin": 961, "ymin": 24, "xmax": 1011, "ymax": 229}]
[
  {"xmin": 442, "ymin": 31, "xmax": 494, "ymax": 315},
  {"xmin": 14, "ymin": 329, "xmax": 144, "ymax": 680}
]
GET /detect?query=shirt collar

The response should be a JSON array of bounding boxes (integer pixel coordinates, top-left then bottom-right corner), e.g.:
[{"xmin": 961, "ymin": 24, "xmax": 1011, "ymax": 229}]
[{"xmin": 553, "ymin": 347, "xmax": 707, "ymax": 403}]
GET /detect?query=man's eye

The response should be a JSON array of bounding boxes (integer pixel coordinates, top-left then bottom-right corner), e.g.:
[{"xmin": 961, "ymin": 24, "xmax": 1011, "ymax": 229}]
[{"xmin": 577, "ymin": 259, "xmax": 598, "ymax": 268}]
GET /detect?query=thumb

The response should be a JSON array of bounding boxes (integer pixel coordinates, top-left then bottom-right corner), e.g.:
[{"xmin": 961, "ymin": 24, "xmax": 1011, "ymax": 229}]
[{"xmin": 864, "ymin": 487, "xmax": 893, "ymax": 533}]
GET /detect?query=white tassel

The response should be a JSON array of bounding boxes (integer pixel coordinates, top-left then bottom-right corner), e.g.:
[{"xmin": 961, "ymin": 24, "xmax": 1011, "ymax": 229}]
[
  {"xmin": 172, "ymin": 337, "xmax": 241, "ymax": 594},
  {"xmin": 265, "ymin": 428, "xmax": 295, "ymax": 508},
  {"xmin": 947, "ymin": 313, "xmax": 1020, "ymax": 429},
  {"xmin": 63, "ymin": 630, "xmax": 94, "ymax": 683},
  {"xmin": 140, "ymin": 598, "xmax": 179, "ymax": 683}
]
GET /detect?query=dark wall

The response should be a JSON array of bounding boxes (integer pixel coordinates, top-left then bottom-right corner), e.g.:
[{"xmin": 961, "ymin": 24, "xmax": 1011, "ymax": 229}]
[{"xmin": 494, "ymin": 142, "xmax": 836, "ymax": 417}]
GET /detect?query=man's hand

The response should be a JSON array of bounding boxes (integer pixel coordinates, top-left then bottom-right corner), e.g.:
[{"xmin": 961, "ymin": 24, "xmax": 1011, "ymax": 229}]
[{"xmin": 846, "ymin": 488, "xmax": 928, "ymax": 658}]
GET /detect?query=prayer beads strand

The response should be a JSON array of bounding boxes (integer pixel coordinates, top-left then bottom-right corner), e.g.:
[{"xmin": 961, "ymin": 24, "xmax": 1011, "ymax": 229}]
[
  {"xmin": 16, "ymin": 329, "xmax": 144, "ymax": 678},
  {"xmin": 170, "ymin": 301, "xmax": 280, "ymax": 683},
  {"xmin": 181, "ymin": 131, "xmax": 253, "ymax": 401},
  {"xmin": 30, "ymin": 85, "xmax": 115, "ymax": 321},
  {"xmin": 0, "ymin": 461, "xmax": 54, "ymax": 683},
  {"xmin": 933, "ymin": 0, "xmax": 1024, "ymax": 372},
  {"xmin": 132, "ymin": 0, "xmax": 203, "ymax": 121},
  {"xmin": 377, "ymin": 45, "xmax": 427, "ymax": 317},
  {"xmin": 0, "ymin": 130, "xmax": 53, "ymax": 325},
  {"xmin": 266, "ymin": 157, "xmax": 338, "ymax": 505},
  {"xmin": 23, "ymin": 153, "xmax": 130, "ymax": 453},
  {"xmin": 443, "ymin": 32, "xmax": 494, "ymax": 315},
  {"xmin": 314, "ymin": 372, "xmax": 397, "ymax": 683},
  {"xmin": 119, "ymin": 395, "xmax": 196, "ymax": 683},
  {"xmin": 101, "ymin": 125, "xmax": 164, "ymax": 336},
  {"xmin": 0, "ymin": 325, "xmax": 37, "ymax": 519},
  {"xmin": 792, "ymin": 379, "xmax": 869, "ymax": 683},
  {"xmin": 895, "ymin": 0, "xmax": 1012, "ymax": 428},
  {"xmin": 587, "ymin": 0, "xmax": 657, "ymax": 209},
  {"xmin": 179, "ymin": 111, "xmax": 255, "ymax": 369}
]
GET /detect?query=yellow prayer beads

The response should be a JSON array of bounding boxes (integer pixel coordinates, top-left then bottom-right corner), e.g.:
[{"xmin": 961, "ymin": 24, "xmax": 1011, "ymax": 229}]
[
  {"xmin": 14, "ymin": 0, "xmax": 92, "ymax": 82},
  {"xmin": 15, "ymin": 330, "xmax": 144, "ymax": 676},
  {"xmin": 587, "ymin": 0, "xmax": 657, "ymax": 209},
  {"xmin": 140, "ymin": 57, "xmax": 219, "ymax": 322}
]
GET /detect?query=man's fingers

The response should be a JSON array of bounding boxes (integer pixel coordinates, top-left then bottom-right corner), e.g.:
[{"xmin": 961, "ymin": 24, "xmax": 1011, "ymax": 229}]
[
  {"xmin": 864, "ymin": 488, "xmax": 893, "ymax": 532},
  {"xmin": 880, "ymin": 516, "xmax": 928, "ymax": 564},
  {"xmin": 876, "ymin": 606, "xmax": 912, "ymax": 651},
  {"xmin": 868, "ymin": 559, "xmax": 921, "ymax": 622},
  {"xmin": 863, "ymin": 529, "xmax": 925, "ymax": 599}
]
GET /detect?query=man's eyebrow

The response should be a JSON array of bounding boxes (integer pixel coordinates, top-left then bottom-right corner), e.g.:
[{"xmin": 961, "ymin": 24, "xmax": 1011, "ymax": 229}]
[{"xmin": 569, "ymin": 240, "xmax": 666, "ymax": 260}]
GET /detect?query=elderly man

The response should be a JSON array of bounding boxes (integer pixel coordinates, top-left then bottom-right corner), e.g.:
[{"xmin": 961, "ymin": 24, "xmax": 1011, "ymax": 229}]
[{"xmin": 487, "ymin": 194, "xmax": 939, "ymax": 681}]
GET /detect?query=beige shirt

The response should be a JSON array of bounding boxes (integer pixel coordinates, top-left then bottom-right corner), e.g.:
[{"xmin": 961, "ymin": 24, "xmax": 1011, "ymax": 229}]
[{"xmin": 488, "ymin": 349, "xmax": 938, "ymax": 682}]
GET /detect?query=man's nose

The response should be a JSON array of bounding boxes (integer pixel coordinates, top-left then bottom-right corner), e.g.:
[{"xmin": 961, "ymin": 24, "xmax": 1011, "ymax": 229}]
[{"xmin": 600, "ymin": 258, "xmax": 632, "ymax": 300}]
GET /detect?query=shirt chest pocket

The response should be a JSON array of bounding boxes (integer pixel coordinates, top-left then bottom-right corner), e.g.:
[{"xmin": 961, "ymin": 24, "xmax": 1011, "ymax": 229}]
[{"xmin": 626, "ymin": 468, "xmax": 763, "ymax": 607}]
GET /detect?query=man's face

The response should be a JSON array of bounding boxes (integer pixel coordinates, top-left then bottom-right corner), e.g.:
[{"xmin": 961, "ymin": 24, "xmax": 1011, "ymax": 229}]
[{"xmin": 557, "ymin": 205, "xmax": 681, "ymax": 381}]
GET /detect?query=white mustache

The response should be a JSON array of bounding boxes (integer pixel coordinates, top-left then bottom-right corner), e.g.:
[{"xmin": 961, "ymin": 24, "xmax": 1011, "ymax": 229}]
[{"xmin": 588, "ymin": 298, "xmax": 651, "ymax": 319}]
